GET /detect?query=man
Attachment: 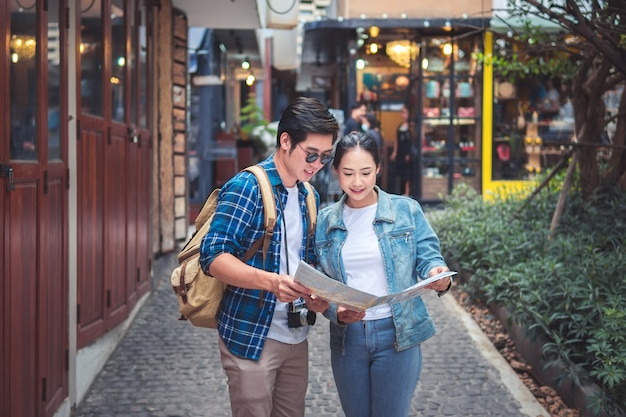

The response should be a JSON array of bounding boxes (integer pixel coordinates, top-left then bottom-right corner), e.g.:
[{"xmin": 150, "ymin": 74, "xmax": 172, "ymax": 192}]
[
  {"xmin": 343, "ymin": 102, "xmax": 366, "ymax": 136},
  {"xmin": 200, "ymin": 97, "xmax": 338, "ymax": 417}
]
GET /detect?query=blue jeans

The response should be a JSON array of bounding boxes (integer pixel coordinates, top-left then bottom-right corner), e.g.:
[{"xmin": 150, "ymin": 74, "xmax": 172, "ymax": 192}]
[{"xmin": 331, "ymin": 317, "xmax": 423, "ymax": 417}]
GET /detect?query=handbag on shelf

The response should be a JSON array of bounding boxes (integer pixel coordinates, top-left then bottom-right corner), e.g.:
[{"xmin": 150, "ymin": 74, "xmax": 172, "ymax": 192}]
[{"xmin": 517, "ymin": 103, "xmax": 526, "ymax": 131}]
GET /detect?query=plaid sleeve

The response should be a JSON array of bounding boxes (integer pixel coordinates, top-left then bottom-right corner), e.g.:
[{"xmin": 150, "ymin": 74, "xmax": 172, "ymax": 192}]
[{"xmin": 199, "ymin": 171, "xmax": 267, "ymax": 274}]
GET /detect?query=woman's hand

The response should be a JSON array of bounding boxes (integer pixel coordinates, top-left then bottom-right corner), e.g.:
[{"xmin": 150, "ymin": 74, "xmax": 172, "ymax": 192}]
[
  {"xmin": 425, "ymin": 265, "xmax": 452, "ymax": 292},
  {"xmin": 337, "ymin": 306, "xmax": 365, "ymax": 324},
  {"xmin": 303, "ymin": 294, "xmax": 330, "ymax": 313}
]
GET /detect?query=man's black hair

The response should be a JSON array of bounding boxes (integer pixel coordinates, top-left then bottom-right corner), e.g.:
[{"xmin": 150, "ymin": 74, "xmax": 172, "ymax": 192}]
[{"xmin": 276, "ymin": 97, "xmax": 339, "ymax": 148}]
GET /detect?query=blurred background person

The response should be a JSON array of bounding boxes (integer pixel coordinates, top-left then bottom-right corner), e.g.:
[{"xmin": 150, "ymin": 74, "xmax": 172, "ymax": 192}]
[{"xmin": 390, "ymin": 105, "xmax": 413, "ymax": 196}]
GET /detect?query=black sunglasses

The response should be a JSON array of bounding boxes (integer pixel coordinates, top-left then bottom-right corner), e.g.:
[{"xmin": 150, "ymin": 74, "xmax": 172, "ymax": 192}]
[{"xmin": 297, "ymin": 143, "xmax": 333, "ymax": 165}]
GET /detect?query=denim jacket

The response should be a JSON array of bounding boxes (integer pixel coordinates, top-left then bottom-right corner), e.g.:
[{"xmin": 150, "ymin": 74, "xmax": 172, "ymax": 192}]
[{"xmin": 315, "ymin": 186, "xmax": 446, "ymax": 353}]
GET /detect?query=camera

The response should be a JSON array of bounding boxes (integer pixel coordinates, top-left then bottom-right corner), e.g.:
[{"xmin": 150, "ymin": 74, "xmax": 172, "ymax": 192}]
[{"xmin": 287, "ymin": 299, "xmax": 316, "ymax": 328}]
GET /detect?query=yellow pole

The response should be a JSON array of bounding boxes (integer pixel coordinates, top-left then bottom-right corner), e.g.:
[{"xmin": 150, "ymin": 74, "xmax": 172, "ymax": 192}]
[{"xmin": 482, "ymin": 31, "xmax": 494, "ymax": 195}]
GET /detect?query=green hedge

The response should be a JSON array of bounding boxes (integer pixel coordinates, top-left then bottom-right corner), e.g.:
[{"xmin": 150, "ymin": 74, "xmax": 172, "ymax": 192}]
[{"xmin": 430, "ymin": 183, "xmax": 626, "ymax": 416}]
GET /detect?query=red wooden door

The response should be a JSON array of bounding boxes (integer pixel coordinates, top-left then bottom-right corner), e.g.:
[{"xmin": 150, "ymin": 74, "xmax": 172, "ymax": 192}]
[
  {"xmin": 1, "ymin": 1, "xmax": 68, "ymax": 416},
  {"xmin": 76, "ymin": 118, "xmax": 107, "ymax": 347},
  {"xmin": 107, "ymin": 123, "xmax": 130, "ymax": 328}
]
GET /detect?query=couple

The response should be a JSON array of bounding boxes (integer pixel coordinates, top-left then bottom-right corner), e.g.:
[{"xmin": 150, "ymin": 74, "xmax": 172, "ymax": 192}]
[{"xmin": 199, "ymin": 97, "xmax": 452, "ymax": 417}]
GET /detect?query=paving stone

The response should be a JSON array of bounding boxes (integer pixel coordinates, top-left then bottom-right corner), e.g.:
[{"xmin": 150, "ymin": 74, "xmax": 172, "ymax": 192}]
[{"xmin": 74, "ymin": 253, "xmax": 543, "ymax": 417}]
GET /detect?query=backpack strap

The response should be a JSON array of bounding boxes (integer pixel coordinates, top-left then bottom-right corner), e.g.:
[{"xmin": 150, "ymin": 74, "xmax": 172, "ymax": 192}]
[
  {"xmin": 243, "ymin": 165, "xmax": 276, "ymax": 266},
  {"xmin": 242, "ymin": 167, "xmax": 317, "ymax": 267}
]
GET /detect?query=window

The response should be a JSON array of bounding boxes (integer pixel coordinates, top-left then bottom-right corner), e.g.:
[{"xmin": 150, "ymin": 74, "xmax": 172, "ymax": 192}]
[
  {"xmin": 10, "ymin": 0, "xmax": 38, "ymax": 160},
  {"xmin": 80, "ymin": 0, "xmax": 104, "ymax": 116}
]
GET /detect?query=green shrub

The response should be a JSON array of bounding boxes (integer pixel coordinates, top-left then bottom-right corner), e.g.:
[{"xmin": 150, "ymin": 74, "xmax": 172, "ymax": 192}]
[{"xmin": 431, "ymin": 183, "xmax": 626, "ymax": 416}]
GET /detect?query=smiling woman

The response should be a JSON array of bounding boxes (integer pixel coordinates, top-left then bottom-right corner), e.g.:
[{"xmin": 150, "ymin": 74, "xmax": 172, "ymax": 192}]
[{"xmin": 316, "ymin": 131, "xmax": 451, "ymax": 417}]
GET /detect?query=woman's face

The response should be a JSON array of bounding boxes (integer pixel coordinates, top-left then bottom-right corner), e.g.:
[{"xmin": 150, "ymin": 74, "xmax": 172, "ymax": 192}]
[
  {"xmin": 401, "ymin": 106, "xmax": 409, "ymax": 121},
  {"xmin": 335, "ymin": 146, "xmax": 380, "ymax": 208}
]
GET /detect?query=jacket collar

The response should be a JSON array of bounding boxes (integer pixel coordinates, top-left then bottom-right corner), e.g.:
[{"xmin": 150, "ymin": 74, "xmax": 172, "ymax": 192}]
[{"xmin": 325, "ymin": 186, "xmax": 395, "ymax": 232}]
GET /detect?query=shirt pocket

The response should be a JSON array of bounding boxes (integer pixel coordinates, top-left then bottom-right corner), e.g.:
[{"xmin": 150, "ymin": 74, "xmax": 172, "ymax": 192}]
[
  {"xmin": 315, "ymin": 240, "xmax": 335, "ymax": 273},
  {"xmin": 388, "ymin": 231, "xmax": 414, "ymax": 263}
]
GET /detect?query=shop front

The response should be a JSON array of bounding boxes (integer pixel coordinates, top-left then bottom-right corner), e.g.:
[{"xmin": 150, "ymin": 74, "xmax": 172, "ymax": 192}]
[
  {"xmin": 299, "ymin": 17, "xmax": 488, "ymax": 202},
  {"xmin": 300, "ymin": 17, "xmax": 596, "ymax": 203}
]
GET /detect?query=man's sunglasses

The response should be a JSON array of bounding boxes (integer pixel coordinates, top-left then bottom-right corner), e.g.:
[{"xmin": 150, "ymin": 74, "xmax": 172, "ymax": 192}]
[{"xmin": 297, "ymin": 143, "xmax": 333, "ymax": 165}]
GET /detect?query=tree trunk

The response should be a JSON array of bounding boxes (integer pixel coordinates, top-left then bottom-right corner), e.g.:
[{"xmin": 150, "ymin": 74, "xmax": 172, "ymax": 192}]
[
  {"xmin": 549, "ymin": 151, "xmax": 578, "ymax": 241},
  {"xmin": 605, "ymin": 87, "xmax": 626, "ymax": 189},
  {"xmin": 570, "ymin": 62, "xmax": 609, "ymax": 198}
]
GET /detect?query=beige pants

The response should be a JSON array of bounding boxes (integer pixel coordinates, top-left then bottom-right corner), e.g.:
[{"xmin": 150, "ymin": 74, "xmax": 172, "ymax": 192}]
[{"xmin": 218, "ymin": 336, "xmax": 308, "ymax": 417}]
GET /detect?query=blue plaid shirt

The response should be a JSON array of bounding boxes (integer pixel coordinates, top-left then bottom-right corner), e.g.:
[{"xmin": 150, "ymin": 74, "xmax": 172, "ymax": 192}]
[{"xmin": 199, "ymin": 155, "xmax": 319, "ymax": 360}]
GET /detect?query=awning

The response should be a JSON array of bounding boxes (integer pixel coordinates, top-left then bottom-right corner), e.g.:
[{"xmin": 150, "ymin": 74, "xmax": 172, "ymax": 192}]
[{"xmin": 300, "ymin": 17, "xmax": 491, "ymax": 66}]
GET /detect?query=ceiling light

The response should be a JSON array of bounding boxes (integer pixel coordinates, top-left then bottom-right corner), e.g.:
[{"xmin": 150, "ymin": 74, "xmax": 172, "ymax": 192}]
[
  {"xmin": 386, "ymin": 40, "xmax": 418, "ymax": 68},
  {"xmin": 369, "ymin": 43, "xmax": 379, "ymax": 54},
  {"xmin": 443, "ymin": 20, "xmax": 452, "ymax": 31},
  {"xmin": 241, "ymin": 57, "xmax": 250, "ymax": 70},
  {"xmin": 369, "ymin": 26, "xmax": 380, "ymax": 38}
]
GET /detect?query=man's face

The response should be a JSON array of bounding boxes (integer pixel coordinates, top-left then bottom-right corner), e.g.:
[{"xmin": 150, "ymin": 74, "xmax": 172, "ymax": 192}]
[
  {"xmin": 354, "ymin": 105, "xmax": 366, "ymax": 120},
  {"xmin": 279, "ymin": 133, "xmax": 334, "ymax": 186}
]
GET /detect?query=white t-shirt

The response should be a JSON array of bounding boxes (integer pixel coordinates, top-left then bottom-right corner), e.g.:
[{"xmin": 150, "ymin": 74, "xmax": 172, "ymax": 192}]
[
  {"xmin": 342, "ymin": 203, "xmax": 391, "ymax": 320},
  {"xmin": 267, "ymin": 185, "xmax": 310, "ymax": 343}
]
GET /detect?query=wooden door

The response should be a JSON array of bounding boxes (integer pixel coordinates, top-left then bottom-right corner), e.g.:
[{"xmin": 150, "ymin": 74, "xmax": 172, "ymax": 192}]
[
  {"xmin": 76, "ymin": 0, "xmax": 153, "ymax": 347},
  {"xmin": 1, "ymin": 1, "xmax": 68, "ymax": 416}
]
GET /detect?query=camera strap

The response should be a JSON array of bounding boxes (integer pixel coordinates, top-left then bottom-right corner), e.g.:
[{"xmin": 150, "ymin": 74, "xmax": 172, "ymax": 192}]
[{"xmin": 278, "ymin": 187, "xmax": 300, "ymax": 312}]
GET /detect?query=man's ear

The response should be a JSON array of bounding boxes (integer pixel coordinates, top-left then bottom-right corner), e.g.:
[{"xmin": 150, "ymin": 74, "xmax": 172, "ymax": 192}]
[{"xmin": 279, "ymin": 132, "xmax": 291, "ymax": 150}]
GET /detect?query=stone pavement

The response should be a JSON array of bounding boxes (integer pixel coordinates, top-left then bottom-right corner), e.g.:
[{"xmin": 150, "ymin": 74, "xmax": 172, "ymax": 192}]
[{"xmin": 74, "ymin": 253, "xmax": 549, "ymax": 417}]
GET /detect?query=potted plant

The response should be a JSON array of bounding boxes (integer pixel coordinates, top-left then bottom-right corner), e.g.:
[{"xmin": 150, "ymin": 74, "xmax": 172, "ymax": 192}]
[{"xmin": 239, "ymin": 94, "xmax": 276, "ymax": 159}]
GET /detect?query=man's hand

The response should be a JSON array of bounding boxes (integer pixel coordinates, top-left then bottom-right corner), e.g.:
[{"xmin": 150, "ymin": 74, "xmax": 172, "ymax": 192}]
[{"xmin": 271, "ymin": 274, "xmax": 313, "ymax": 303}]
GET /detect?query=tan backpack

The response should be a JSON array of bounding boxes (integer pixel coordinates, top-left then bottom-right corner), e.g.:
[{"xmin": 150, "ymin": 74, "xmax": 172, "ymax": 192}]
[{"xmin": 171, "ymin": 165, "xmax": 316, "ymax": 328}]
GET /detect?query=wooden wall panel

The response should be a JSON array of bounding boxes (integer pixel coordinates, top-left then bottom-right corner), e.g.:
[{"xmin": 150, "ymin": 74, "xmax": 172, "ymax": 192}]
[
  {"xmin": 105, "ymin": 130, "xmax": 129, "ymax": 329},
  {"xmin": 7, "ymin": 181, "xmax": 39, "ymax": 417},
  {"xmin": 126, "ymin": 139, "xmax": 139, "ymax": 307},
  {"xmin": 77, "ymin": 127, "xmax": 106, "ymax": 348},
  {"xmin": 136, "ymin": 132, "xmax": 151, "ymax": 292},
  {"xmin": 41, "ymin": 175, "xmax": 68, "ymax": 416}
]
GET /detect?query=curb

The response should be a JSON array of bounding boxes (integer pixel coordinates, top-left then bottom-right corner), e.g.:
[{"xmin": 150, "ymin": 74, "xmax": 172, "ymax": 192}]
[{"xmin": 440, "ymin": 294, "xmax": 550, "ymax": 417}]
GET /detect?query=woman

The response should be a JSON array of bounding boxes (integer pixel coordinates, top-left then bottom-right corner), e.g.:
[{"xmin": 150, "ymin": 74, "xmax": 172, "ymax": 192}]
[{"xmin": 315, "ymin": 131, "xmax": 452, "ymax": 417}]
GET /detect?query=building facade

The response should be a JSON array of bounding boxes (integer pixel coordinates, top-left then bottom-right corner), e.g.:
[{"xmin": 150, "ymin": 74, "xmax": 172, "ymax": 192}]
[
  {"xmin": 2, "ymin": 1, "xmax": 594, "ymax": 417},
  {"xmin": 1, "ymin": 1, "xmax": 192, "ymax": 416}
]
